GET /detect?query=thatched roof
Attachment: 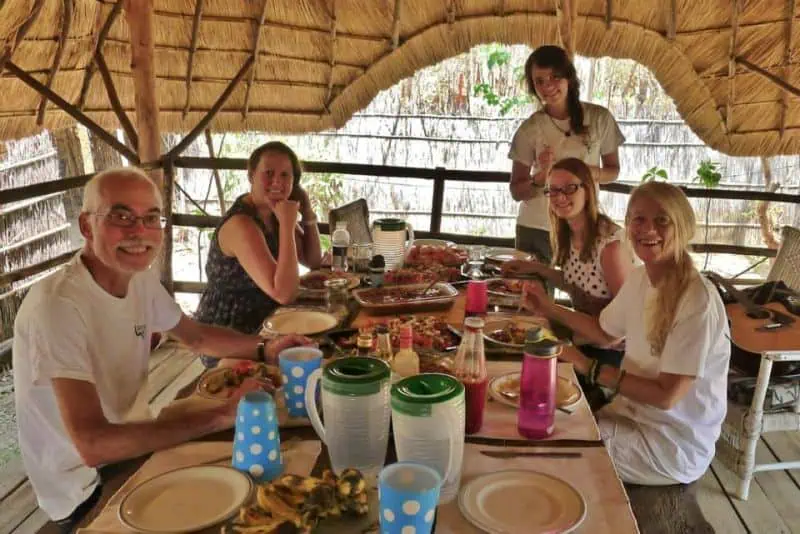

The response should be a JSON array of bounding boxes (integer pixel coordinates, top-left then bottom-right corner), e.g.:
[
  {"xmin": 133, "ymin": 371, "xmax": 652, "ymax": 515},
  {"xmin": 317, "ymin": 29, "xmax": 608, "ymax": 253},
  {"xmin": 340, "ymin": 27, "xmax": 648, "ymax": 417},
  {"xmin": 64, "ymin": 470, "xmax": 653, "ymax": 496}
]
[{"xmin": 0, "ymin": 0, "xmax": 798, "ymax": 157}]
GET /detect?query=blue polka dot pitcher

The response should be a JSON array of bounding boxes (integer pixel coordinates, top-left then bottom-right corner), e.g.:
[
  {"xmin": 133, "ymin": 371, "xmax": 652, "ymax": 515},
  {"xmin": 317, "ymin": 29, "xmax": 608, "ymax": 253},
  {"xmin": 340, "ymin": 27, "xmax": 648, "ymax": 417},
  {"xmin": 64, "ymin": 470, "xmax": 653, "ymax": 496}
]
[
  {"xmin": 305, "ymin": 357, "xmax": 391, "ymax": 481},
  {"xmin": 232, "ymin": 391, "xmax": 282, "ymax": 482}
]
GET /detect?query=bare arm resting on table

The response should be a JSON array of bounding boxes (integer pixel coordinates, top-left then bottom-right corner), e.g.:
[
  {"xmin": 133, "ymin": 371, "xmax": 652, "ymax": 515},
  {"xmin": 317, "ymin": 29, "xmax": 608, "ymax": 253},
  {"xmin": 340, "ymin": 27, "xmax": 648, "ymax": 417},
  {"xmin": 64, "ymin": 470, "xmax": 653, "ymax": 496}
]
[
  {"xmin": 51, "ymin": 377, "xmax": 259, "ymax": 468},
  {"xmin": 558, "ymin": 345, "xmax": 696, "ymax": 410}
]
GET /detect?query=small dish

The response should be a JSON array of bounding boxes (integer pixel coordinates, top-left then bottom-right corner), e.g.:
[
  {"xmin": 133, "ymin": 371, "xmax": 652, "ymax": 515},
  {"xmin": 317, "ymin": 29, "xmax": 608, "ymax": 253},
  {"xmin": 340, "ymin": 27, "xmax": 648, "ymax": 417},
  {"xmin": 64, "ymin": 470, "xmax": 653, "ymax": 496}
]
[
  {"xmin": 118, "ymin": 465, "xmax": 253, "ymax": 533},
  {"xmin": 196, "ymin": 362, "xmax": 282, "ymax": 400},
  {"xmin": 458, "ymin": 469, "xmax": 586, "ymax": 534},
  {"xmin": 489, "ymin": 371, "xmax": 582, "ymax": 410},
  {"xmin": 263, "ymin": 310, "xmax": 339, "ymax": 336},
  {"xmin": 485, "ymin": 248, "xmax": 532, "ymax": 264},
  {"xmin": 483, "ymin": 316, "xmax": 551, "ymax": 348}
]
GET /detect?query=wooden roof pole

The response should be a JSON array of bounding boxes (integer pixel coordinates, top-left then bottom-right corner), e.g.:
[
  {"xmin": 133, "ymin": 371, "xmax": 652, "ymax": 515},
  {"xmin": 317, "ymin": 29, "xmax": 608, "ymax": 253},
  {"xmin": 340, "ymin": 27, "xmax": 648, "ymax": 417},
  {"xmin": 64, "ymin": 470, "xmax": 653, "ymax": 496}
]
[
  {"xmin": 124, "ymin": 0, "xmax": 162, "ymax": 185},
  {"xmin": 726, "ymin": 0, "xmax": 740, "ymax": 135},
  {"xmin": 780, "ymin": 0, "xmax": 795, "ymax": 138},
  {"xmin": 36, "ymin": 0, "xmax": 73, "ymax": 126},
  {"xmin": 183, "ymin": 0, "xmax": 205, "ymax": 118},
  {"xmin": 391, "ymin": 0, "xmax": 402, "ymax": 49},
  {"xmin": 324, "ymin": 0, "xmax": 338, "ymax": 112},
  {"xmin": 556, "ymin": 0, "xmax": 578, "ymax": 60},
  {"xmin": 0, "ymin": 0, "xmax": 46, "ymax": 76},
  {"xmin": 78, "ymin": 1, "xmax": 123, "ymax": 111},
  {"xmin": 242, "ymin": 0, "xmax": 270, "ymax": 119},
  {"xmin": 95, "ymin": 52, "xmax": 139, "ymax": 150},
  {"xmin": 736, "ymin": 56, "xmax": 800, "ymax": 99},
  {"xmin": 666, "ymin": 0, "xmax": 676, "ymax": 40}
]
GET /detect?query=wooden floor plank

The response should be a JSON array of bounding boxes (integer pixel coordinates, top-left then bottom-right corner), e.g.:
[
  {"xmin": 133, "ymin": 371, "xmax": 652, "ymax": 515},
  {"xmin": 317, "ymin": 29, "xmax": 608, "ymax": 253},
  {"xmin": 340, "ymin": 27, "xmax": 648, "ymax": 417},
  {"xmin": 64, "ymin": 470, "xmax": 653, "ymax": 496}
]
[
  {"xmin": 712, "ymin": 458, "xmax": 792, "ymax": 534},
  {"xmin": 0, "ymin": 481, "xmax": 38, "ymax": 534},
  {"xmin": 753, "ymin": 440, "xmax": 800, "ymax": 532},
  {"xmin": 695, "ymin": 468, "xmax": 748, "ymax": 534},
  {"xmin": 149, "ymin": 357, "xmax": 205, "ymax": 415},
  {"xmin": 0, "ymin": 458, "xmax": 27, "ymax": 502},
  {"xmin": 10, "ymin": 509, "xmax": 47, "ymax": 534},
  {"xmin": 762, "ymin": 431, "xmax": 800, "ymax": 487}
]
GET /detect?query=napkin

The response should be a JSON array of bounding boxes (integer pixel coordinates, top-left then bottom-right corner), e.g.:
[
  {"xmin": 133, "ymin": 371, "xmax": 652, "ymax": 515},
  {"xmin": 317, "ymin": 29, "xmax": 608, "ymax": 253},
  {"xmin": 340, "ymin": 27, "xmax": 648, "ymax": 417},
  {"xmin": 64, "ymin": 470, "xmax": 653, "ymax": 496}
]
[{"xmin": 79, "ymin": 439, "xmax": 321, "ymax": 533}]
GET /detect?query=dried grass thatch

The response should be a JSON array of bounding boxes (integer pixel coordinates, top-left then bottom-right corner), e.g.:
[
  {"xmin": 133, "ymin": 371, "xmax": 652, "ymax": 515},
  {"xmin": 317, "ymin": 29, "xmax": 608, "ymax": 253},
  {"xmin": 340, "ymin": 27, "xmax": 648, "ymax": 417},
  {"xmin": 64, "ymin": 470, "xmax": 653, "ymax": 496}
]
[{"xmin": 0, "ymin": 0, "xmax": 799, "ymax": 156}]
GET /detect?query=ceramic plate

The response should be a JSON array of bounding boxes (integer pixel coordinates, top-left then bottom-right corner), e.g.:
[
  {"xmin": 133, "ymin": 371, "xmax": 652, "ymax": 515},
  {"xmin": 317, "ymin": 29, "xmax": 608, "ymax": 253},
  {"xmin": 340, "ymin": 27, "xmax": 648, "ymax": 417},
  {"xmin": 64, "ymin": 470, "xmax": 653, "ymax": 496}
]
[
  {"xmin": 459, "ymin": 470, "xmax": 586, "ymax": 534},
  {"xmin": 488, "ymin": 372, "xmax": 582, "ymax": 410},
  {"xmin": 264, "ymin": 310, "xmax": 339, "ymax": 335},
  {"xmin": 482, "ymin": 316, "xmax": 551, "ymax": 348},
  {"xmin": 413, "ymin": 238, "xmax": 456, "ymax": 248},
  {"xmin": 484, "ymin": 247, "xmax": 532, "ymax": 264},
  {"xmin": 195, "ymin": 363, "xmax": 282, "ymax": 400},
  {"xmin": 118, "ymin": 465, "xmax": 253, "ymax": 533},
  {"xmin": 299, "ymin": 270, "xmax": 361, "ymax": 293}
]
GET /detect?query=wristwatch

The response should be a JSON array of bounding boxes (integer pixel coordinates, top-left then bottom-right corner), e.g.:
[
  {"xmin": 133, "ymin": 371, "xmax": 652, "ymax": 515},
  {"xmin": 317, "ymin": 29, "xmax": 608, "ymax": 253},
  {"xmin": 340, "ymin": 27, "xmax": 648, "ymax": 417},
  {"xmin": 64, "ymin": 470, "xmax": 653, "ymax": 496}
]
[{"xmin": 257, "ymin": 340, "xmax": 266, "ymax": 362}]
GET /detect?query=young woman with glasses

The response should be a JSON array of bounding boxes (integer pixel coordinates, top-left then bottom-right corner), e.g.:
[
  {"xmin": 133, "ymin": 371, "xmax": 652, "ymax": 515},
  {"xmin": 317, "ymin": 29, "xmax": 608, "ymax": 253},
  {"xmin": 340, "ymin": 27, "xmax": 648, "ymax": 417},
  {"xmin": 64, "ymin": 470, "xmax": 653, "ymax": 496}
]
[
  {"xmin": 508, "ymin": 45, "xmax": 625, "ymax": 264},
  {"xmin": 504, "ymin": 158, "xmax": 634, "ymax": 404},
  {"xmin": 522, "ymin": 182, "xmax": 731, "ymax": 485}
]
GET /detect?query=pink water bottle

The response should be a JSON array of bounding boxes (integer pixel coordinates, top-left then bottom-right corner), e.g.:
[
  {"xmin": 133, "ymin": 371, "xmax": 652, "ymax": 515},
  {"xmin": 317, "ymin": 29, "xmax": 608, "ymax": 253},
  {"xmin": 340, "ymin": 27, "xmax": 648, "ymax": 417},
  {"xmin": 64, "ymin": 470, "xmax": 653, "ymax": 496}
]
[{"xmin": 517, "ymin": 331, "xmax": 561, "ymax": 439}]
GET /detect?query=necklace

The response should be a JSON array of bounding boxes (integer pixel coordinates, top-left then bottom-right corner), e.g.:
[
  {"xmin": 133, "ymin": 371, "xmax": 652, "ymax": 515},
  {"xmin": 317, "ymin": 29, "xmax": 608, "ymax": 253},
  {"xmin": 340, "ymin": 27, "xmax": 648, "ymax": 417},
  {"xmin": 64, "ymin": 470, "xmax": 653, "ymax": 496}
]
[{"xmin": 547, "ymin": 113, "xmax": 571, "ymax": 137}]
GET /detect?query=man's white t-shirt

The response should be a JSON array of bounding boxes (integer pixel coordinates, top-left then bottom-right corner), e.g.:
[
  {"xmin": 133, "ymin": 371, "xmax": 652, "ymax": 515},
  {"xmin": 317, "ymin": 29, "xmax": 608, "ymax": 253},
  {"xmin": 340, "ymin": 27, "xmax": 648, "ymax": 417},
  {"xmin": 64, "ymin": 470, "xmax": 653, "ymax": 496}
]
[
  {"xmin": 13, "ymin": 254, "xmax": 182, "ymax": 520},
  {"xmin": 598, "ymin": 266, "xmax": 731, "ymax": 483},
  {"xmin": 508, "ymin": 102, "xmax": 625, "ymax": 231}
]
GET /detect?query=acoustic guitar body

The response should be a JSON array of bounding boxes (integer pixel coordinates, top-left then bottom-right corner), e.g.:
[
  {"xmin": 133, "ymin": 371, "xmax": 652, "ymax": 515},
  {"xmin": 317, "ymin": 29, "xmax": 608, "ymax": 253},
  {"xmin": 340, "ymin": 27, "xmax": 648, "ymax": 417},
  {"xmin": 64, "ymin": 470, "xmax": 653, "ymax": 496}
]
[{"xmin": 727, "ymin": 302, "xmax": 800, "ymax": 376}]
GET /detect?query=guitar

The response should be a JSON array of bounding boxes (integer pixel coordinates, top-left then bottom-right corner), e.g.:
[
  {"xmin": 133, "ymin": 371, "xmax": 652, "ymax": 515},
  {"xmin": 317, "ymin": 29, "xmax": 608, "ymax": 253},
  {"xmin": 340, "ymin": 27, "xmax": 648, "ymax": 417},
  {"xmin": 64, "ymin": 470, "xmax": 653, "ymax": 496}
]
[{"xmin": 704, "ymin": 272, "xmax": 795, "ymax": 327}]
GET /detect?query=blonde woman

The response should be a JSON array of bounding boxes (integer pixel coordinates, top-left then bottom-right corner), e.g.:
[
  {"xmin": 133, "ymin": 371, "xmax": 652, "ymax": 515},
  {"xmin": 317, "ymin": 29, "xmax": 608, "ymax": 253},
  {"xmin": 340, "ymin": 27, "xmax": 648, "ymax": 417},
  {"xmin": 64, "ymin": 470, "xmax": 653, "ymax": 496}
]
[{"xmin": 522, "ymin": 181, "xmax": 730, "ymax": 484}]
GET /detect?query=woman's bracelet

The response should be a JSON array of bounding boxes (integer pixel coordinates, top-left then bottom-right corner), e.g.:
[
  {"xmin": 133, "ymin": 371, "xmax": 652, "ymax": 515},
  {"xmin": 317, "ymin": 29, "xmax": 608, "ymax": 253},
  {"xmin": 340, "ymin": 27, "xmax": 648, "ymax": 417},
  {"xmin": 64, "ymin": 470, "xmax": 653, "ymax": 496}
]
[
  {"xmin": 301, "ymin": 217, "xmax": 318, "ymax": 226},
  {"xmin": 587, "ymin": 359, "xmax": 599, "ymax": 387}
]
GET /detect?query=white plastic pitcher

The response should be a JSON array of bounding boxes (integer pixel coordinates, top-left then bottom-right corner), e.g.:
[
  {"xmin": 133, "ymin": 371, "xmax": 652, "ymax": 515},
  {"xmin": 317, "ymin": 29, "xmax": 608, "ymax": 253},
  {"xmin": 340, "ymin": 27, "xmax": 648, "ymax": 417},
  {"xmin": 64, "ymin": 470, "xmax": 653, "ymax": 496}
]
[
  {"xmin": 390, "ymin": 374, "xmax": 466, "ymax": 503},
  {"xmin": 305, "ymin": 357, "xmax": 391, "ymax": 481},
  {"xmin": 371, "ymin": 218, "xmax": 414, "ymax": 271}
]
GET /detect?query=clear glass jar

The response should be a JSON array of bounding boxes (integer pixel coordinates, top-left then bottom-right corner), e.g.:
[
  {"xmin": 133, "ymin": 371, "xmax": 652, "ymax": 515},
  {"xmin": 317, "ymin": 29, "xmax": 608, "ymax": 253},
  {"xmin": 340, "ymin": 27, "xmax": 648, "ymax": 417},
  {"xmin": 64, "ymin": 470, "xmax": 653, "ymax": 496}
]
[{"xmin": 324, "ymin": 277, "xmax": 350, "ymax": 315}]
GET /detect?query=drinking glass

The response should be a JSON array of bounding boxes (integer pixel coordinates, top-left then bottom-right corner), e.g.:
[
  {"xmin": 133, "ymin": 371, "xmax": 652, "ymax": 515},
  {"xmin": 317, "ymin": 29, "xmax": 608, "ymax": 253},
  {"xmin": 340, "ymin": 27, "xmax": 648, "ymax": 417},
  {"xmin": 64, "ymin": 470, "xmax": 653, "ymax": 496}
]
[
  {"xmin": 232, "ymin": 392, "xmax": 283, "ymax": 481},
  {"xmin": 379, "ymin": 462, "xmax": 442, "ymax": 534},
  {"xmin": 467, "ymin": 245, "xmax": 485, "ymax": 278},
  {"xmin": 278, "ymin": 347, "xmax": 323, "ymax": 418}
]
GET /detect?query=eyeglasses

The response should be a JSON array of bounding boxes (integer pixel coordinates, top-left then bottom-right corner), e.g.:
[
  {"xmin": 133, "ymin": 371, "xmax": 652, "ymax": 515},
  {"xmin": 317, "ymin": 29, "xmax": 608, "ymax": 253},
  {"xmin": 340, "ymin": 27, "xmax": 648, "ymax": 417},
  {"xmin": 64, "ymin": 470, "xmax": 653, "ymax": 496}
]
[
  {"xmin": 543, "ymin": 183, "xmax": 583, "ymax": 197},
  {"xmin": 94, "ymin": 211, "xmax": 167, "ymax": 229}
]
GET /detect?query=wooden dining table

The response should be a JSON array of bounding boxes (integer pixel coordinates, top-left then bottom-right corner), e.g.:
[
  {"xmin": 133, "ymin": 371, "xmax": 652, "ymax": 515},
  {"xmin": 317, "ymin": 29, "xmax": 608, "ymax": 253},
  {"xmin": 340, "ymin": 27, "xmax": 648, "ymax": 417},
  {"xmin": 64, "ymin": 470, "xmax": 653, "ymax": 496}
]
[{"xmin": 43, "ymin": 292, "xmax": 640, "ymax": 534}]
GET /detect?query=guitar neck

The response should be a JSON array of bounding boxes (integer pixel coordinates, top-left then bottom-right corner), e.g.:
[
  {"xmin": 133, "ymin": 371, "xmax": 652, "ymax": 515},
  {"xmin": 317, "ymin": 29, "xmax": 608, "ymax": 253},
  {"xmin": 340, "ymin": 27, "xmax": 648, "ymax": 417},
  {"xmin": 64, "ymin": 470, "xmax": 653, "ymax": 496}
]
[{"xmin": 705, "ymin": 272, "xmax": 762, "ymax": 315}]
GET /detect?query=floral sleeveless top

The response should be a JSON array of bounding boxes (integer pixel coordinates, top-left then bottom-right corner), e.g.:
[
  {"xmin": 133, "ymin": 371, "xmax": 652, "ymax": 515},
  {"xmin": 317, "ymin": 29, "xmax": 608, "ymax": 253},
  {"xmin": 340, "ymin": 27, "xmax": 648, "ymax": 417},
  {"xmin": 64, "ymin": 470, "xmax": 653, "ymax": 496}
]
[{"xmin": 194, "ymin": 195, "xmax": 281, "ymax": 340}]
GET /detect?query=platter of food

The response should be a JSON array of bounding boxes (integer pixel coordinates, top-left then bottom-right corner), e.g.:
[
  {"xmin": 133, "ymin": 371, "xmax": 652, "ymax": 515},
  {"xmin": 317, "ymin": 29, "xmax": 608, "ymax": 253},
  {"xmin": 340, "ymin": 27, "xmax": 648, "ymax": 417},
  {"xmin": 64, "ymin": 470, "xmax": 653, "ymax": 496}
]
[
  {"xmin": 412, "ymin": 238, "xmax": 456, "ymax": 248},
  {"xmin": 483, "ymin": 316, "xmax": 551, "ymax": 348},
  {"xmin": 487, "ymin": 278, "xmax": 526, "ymax": 296},
  {"xmin": 488, "ymin": 371, "xmax": 582, "ymax": 410},
  {"xmin": 328, "ymin": 315, "xmax": 461, "ymax": 353},
  {"xmin": 406, "ymin": 243, "xmax": 467, "ymax": 267},
  {"xmin": 227, "ymin": 468, "xmax": 371, "ymax": 533},
  {"xmin": 196, "ymin": 361, "xmax": 282, "ymax": 400},
  {"xmin": 352, "ymin": 282, "xmax": 459, "ymax": 314}
]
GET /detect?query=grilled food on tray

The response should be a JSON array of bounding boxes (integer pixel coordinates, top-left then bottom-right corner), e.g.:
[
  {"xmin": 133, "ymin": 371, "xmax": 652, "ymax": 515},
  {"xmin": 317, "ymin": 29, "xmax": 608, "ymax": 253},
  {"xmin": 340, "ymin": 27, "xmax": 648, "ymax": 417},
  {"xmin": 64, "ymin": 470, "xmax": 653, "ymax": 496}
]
[
  {"xmin": 228, "ymin": 468, "xmax": 369, "ymax": 533},
  {"xmin": 358, "ymin": 285, "xmax": 448, "ymax": 304},
  {"xmin": 300, "ymin": 271, "xmax": 351, "ymax": 290},
  {"xmin": 488, "ymin": 323, "xmax": 528, "ymax": 345},
  {"xmin": 334, "ymin": 315, "xmax": 459, "ymax": 352},
  {"xmin": 384, "ymin": 264, "xmax": 461, "ymax": 285},
  {"xmin": 406, "ymin": 244, "xmax": 467, "ymax": 267}
]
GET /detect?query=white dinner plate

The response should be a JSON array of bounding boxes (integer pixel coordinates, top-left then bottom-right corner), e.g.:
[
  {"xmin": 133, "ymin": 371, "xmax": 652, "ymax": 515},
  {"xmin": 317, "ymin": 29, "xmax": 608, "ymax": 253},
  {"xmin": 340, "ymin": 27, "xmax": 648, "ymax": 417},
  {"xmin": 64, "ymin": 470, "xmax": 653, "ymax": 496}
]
[
  {"xmin": 484, "ymin": 247, "xmax": 532, "ymax": 263},
  {"xmin": 482, "ymin": 316, "xmax": 551, "ymax": 348},
  {"xmin": 118, "ymin": 465, "xmax": 252, "ymax": 533},
  {"xmin": 458, "ymin": 470, "xmax": 586, "ymax": 534},
  {"xmin": 488, "ymin": 371, "xmax": 582, "ymax": 410},
  {"xmin": 412, "ymin": 238, "xmax": 456, "ymax": 248},
  {"xmin": 263, "ymin": 310, "xmax": 339, "ymax": 335},
  {"xmin": 299, "ymin": 270, "xmax": 361, "ymax": 292}
]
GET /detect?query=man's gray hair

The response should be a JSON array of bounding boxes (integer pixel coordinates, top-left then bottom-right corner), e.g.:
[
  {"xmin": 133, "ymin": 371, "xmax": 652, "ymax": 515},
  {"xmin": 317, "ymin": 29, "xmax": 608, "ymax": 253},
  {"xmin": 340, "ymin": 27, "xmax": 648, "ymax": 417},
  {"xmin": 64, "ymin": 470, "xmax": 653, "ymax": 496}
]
[{"xmin": 81, "ymin": 167, "xmax": 161, "ymax": 213}]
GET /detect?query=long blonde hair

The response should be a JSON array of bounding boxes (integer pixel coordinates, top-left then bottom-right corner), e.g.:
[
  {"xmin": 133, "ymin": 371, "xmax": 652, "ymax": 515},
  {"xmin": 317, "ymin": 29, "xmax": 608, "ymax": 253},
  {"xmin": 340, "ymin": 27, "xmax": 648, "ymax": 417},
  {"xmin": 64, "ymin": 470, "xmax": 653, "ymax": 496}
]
[
  {"xmin": 626, "ymin": 182, "xmax": 697, "ymax": 355},
  {"xmin": 549, "ymin": 158, "xmax": 614, "ymax": 267}
]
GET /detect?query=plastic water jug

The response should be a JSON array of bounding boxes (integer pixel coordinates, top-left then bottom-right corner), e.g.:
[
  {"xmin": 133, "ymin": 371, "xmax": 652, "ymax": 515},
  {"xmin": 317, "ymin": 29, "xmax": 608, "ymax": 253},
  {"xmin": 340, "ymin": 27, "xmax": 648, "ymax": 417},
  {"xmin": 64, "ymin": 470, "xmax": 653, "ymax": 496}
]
[
  {"xmin": 370, "ymin": 218, "xmax": 414, "ymax": 271},
  {"xmin": 305, "ymin": 357, "xmax": 391, "ymax": 481},
  {"xmin": 391, "ymin": 373, "xmax": 465, "ymax": 503}
]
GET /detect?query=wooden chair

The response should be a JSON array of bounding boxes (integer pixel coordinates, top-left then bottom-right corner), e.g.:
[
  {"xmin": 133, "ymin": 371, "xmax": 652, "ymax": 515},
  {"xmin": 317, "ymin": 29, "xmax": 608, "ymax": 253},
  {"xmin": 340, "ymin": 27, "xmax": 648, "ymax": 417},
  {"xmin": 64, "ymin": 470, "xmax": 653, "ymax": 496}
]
[
  {"xmin": 328, "ymin": 198, "xmax": 372, "ymax": 244},
  {"xmin": 716, "ymin": 225, "xmax": 800, "ymax": 500}
]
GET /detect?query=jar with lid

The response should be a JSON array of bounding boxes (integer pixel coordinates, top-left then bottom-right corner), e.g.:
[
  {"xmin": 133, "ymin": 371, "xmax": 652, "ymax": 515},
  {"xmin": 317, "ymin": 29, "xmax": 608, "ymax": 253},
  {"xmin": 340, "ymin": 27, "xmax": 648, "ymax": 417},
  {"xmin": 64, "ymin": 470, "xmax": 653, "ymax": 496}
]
[{"xmin": 368, "ymin": 255, "xmax": 386, "ymax": 287}]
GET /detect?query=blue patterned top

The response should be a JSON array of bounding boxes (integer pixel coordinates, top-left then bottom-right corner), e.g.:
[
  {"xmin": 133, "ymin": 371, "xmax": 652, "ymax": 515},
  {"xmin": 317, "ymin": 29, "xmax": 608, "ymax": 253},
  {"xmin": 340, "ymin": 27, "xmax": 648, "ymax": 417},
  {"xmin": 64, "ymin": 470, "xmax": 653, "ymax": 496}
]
[{"xmin": 195, "ymin": 195, "xmax": 281, "ymax": 365}]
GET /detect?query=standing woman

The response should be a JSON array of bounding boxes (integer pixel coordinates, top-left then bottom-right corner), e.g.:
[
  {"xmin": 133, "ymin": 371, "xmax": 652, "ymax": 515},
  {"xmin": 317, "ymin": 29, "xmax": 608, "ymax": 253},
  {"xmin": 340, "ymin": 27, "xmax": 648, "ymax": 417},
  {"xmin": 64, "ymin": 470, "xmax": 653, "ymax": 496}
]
[
  {"xmin": 195, "ymin": 142, "xmax": 322, "ymax": 367},
  {"xmin": 509, "ymin": 45, "xmax": 625, "ymax": 263},
  {"xmin": 522, "ymin": 181, "xmax": 730, "ymax": 484}
]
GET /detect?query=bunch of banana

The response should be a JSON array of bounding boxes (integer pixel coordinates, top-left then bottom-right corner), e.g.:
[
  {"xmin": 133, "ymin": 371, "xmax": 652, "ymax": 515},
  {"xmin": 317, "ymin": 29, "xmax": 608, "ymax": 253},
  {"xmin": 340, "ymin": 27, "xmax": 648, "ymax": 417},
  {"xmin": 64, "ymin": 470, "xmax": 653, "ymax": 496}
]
[{"xmin": 227, "ymin": 468, "xmax": 369, "ymax": 533}]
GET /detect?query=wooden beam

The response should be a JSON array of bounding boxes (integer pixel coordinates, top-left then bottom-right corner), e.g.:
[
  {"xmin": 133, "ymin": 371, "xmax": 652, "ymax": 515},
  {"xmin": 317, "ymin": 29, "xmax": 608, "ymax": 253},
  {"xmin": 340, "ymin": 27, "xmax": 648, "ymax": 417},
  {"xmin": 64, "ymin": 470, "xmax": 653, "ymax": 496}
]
[
  {"xmin": 430, "ymin": 167, "xmax": 446, "ymax": 234},
  {"xmin": 78, "ymin": 0, "xmax": 124, "ymax": 110},
  {"xmin": 125, "ymin": 0, "xmax": 162, "ymax": 184},
  {"xmin": 0, "ymin": 249, "xmax": 78, "ymax": 287},
  {"xmin": 95, "ymin": 52, "xmax": 139, "ymax": 150},
  {"xmin": 736, "ymin": 56, "xmax": 800, "ymax": 99},
  {"xmin": 166, "ymin": 56, "xmax": 254, "ymax": 159},
  {"xmin": 324, "ymin": 0, "xmax": 337, "ymax": 111},
  {"xmin": 204, "ymin": 130, "xmax": 226, "ymax": 212},
  {"xmin": 780, "ymin": 0, "xmax": 795, "ymax": 137},
  {"xmin": 161, "ymin": 159, "xmax": 175, "ymax": 294},
  {"xmin": 667, "ymin": 0, "xmax": 676, "ymax": 40},
  {"xmin": 36, "ymin": 0, "xmax": 73, "ymax": 126},
  {"xmin": 182, "ymin": 0, "xmax": 205, "ymax": 118},
  {"xmin": 4, "ymin": 62, "xmax": 139, "ymax": 162},
  {"xmin": 727, "ymin": 0, "xmax": 740, "ymax": 134},
  {"xmin": 605, "ymin": 0, "xmax": 612, "ymax": 29},
  {"xmin": 555, "ymin": 0, "xmax": 577, "ymax": 60},
  {"xmin": 447, "ymin": 0, "xmax": 456, "ymax": 25},
  {"xmin": 242, "ymin": 0, "xmax": 269, "ymax": 119},
  {"xmin": 391, "ymin": 0, "xmax": 402, "ymax": 49}
]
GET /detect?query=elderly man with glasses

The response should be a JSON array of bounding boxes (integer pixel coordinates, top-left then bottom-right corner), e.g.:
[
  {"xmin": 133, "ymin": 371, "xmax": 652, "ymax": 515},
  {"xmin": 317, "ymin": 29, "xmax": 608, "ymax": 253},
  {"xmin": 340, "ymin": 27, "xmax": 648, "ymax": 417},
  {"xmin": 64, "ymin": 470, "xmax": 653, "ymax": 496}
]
[{"xmin": 12, "ymin": 167, "xmax": 311, "ymax": 531}]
